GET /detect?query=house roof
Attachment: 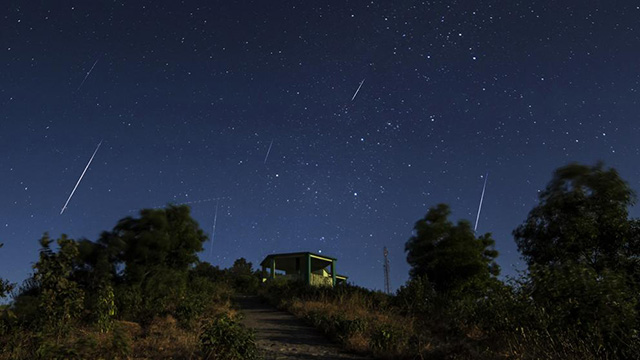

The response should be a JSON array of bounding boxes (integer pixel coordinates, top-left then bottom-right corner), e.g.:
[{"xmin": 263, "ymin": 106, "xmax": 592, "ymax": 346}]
[{"xmin": 259, "ymin": 251, "xmax": 337, "ymax": 267}]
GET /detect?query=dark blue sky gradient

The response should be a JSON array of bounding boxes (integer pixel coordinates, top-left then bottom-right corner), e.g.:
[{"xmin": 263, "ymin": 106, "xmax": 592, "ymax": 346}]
[{"xmin": 2, "ymin": 1, "xmax": 640, "ymax": 292}]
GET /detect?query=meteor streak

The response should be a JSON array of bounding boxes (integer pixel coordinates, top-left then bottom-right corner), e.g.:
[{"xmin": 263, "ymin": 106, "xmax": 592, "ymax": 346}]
[
  {"xmin": 351, "ymin": 78, "xmax": 365, "ymax": 101},
  {"xmin": 209, "ymin": 200, "xmax": 219, "ymax": 259},
  {"xmin": 60, "ymin": 140, "xmax": 103, "ymax": 215},
  {"xmin": 474, "ymin": 172, "xmax": 489, "ymax": 232},
  {"xmin": 76, "ymin": 58, "xmax": 99, "ymax": 92},
  {"xmin": 264, "ymin": 139, "xmax": 274, "ymax": 164}
]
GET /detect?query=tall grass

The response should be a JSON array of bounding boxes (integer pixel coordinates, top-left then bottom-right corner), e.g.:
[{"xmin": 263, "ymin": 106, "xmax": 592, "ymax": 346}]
[
  {"xmin": 259, "ymin": 278, "xmax": 638, "ymax": 359},
  {"xmin": 0, "ymin": 278, "xmax": 256, "ymax": 359}
]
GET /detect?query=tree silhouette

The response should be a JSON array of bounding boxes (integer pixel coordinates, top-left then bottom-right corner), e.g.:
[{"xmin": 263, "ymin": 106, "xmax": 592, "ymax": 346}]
[
  {"xmin": 33, "ymin": 234, "xmax": 85, "ymax": 335},
  {"xmin": 405, "ymin": 203, "xmax": 500, "ymax": 293},
  {"xmin": 229, "ymin": 258, "xmax": 253, "ymax": 277},
  {"xmin": 514, "ymin": 162, "xmax": 637, "ymax": 275},
  {"xmin": 0, "ymin": 243, "xmax": 14, "ymax": 299},
  {"xmin": 109, "ymin": 204, "xmax": 208, "ymax": 284},
  {"xmin": 514, "ymin": 163, "xmax": 640, "ymax": 357},
  {"xmin": 94, "ymin": 204, "xmax": 209, "ymax": 320},
  {"xmin": 228, "ymin": 258, "xmax": 259, "ymax": 293}
]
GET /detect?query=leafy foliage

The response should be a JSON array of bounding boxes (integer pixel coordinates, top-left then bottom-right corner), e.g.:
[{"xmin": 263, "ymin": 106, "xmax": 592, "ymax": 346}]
[
  {"xmin": 0, "ymin": 243, "xmax": 14, "ymax": 299},
  {"xmin": 1, "ymin": 205, "xmax": 258, "ymax": 359},
  {"xmin": 513, "ymin": 162, "xmax": 640, "ymax": 359},
  {"xmin": 95, "ymin": 282, "xmax": 117, "ymax": 333},
  {"xmin": 109, "ymin": 205, "xmax": 208, "ymax": 283},
  {"xmin": 405, "ymin": 203, "xmax": 500, "ymax": 293},
  {"xmin": 526, "ymin": 263, "xmax": 639, "ymax": 358},
  {"xmin": 228, "ymin": 257, "xmax": 260, "ymax": 294},
  {"xmin": 33, "ymin": 234, "xmax": 85, "ymax": 335},
  {"xmin": 101, "ymin": 205, "xmax": 209, "ymax": 322},
  {"xmin": 513, "ymin": 162, "xmax": 636, "ymax": 273},
  {"xmin": 199, "ymin": 314, "xmax": 258, "ymax": 360},
  {"xmin": 394, "ymin": 274, "xmax": 434, "ymax": 315}
]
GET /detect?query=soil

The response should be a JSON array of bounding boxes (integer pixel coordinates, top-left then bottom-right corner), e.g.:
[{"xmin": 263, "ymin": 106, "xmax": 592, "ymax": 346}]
[{"xmin": 236, "ymin": 296, "xmax": 371, "ymax": 360}]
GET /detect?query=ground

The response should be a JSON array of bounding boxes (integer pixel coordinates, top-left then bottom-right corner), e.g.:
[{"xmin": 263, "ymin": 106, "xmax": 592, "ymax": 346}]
[{"xmin": 237, "ymin": 296, "xmax": 370, "ymax": 360}]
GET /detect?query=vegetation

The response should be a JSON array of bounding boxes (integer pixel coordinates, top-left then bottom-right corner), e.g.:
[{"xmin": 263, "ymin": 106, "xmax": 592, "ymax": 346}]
[
  {"xmin": 513, "ymin": 162, "xmax": 640, "ymax": 358},
  {"xmin": 405, "ymin": 203, "xmax": 500, "ymax": 293},
  {"xmin": 200, "ymin": 314, "xmax": 258, "ymax": 360},
  {"xmin": 227, "ymin": 258, "xmax": 261, "ymax": 295},
  {"xmin": 0, "ymin": 205, "xmax": 256, "ymax": 359},
  {"xmin": 0, "ymin": 243, "xmax": 14, "ymax": 299},
  {"xmin": 261, "ymin": 162, "xmax": 640, "ymax": 359},
  {"xmin": 1, "ymin": 162, "xmax": 639, "ymax": 359}
]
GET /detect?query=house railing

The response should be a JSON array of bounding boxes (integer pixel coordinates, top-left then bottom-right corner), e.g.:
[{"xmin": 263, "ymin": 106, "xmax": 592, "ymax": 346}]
[{"xmin": 262, "ymin": 272, "xmax": 333, "ymax": 286}]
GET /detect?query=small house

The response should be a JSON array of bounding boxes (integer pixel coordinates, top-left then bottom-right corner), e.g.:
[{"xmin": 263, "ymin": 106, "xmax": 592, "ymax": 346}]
[{"xmin": 260, "ymin": 252, "xmax": 348, "ymax": 287}]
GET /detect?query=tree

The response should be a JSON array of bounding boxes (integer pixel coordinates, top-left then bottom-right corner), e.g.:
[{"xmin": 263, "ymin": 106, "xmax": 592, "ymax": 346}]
[
  {"xmin": 513, "ymin": 162, "xmax": 636, "ymax": 274},
  {"xmin": 33, "ymin": 234, "xmax": 85, "ymax": 335},
  {"xmin": 405, "ymin": 203, "xmax": 500, "ymax": 293},
  {"xmin": 0, "ymin": 243, "xmax": 14, "ymax": 299},
  {"xmin": 191, "ymin": 261, "xmax": 226, "ymax": 283},
  {"xmin": 109, "ymin": 204, "xmax": 208, "ymax": 284},
  {"xmin": 229, "ymin": 258, "xmax": 253, "ymax": 277},
  {"xmin": 228, "ymin": 258, "xmax": 259, "ymax": 294},
  {"xmin": 513, "ymin": 163, "xmax": 640, "ymax": 358},
  {"xmin": 105, "ymin": 205, "xmax": 208, "ymax": 320},
  {"xmin": 73, "ymin": 238, "xmax": 118, "ymax": 332}
]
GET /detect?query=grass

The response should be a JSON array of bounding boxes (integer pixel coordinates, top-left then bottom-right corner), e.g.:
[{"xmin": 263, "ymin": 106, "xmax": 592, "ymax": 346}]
[
  {"xmin": 0, "ymin": 285, "xmax": 256, "ymax": 360},
  {"xmin": 257, "ymin": 279, "xmax": 621, "ymax": 360},
  {"xmin": 259, "ymin": 280, "xmax": 435, "ymax": 359}
]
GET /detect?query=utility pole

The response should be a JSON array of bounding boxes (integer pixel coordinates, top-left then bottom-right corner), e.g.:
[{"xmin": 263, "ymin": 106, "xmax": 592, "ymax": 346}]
[{"xmin": 383, "ymin": 246, "xmax": 390, "ymax": 294}]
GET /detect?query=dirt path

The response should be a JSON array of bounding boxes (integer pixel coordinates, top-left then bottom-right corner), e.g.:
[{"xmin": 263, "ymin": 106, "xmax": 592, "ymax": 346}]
[{"xmin": 236, "ymin": 296, "xmax": 371, "ymax": 360}]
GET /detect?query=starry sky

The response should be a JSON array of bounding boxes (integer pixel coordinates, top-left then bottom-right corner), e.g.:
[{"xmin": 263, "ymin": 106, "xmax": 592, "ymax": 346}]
[{"xmin": 2, "ymin": 1, "xmax": 640, "ymax": 293}]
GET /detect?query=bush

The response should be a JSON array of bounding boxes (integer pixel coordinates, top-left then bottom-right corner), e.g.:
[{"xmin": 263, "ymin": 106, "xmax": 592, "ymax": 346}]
[
  {"xmin": 394, "ymin": 274, "xmax": 434, "ymax": 315},
  {"xmin": 95, "ymin": 282, "xmax": 117, "ymax": 333},
  {"xmin": 33, "ymin": 234, "xmax": 85, "ymax": 336},
  {"xmin": 176, "ymin": 276, "xmax": 232, "ymax": 328},
  {"xmin": 114, "ymin": 284, "xmax": 143, "ymax": 322},
  {"xmin": 527, "ymin": 263, "xmax": 639, "ymax": 358},
  {"xmin": 333, "ymin": 315, "xmax": 367, "ymax": 341},
  {"xmin": 199, "ymin": 314, "xmax": 258, "ymax": 360},
  {"xmin": 109, "ymin": 324, "xmax": 132, "ymax": 359},
  {"xmin": 369, "ymin": 324, "xmax": 403, "ymax": 354}
]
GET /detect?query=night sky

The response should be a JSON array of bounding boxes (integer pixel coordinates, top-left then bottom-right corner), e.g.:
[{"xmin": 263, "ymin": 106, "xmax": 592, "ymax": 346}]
[{"xmin": 2, "ymin": 1, "xmax": 640, "ymax": 292}]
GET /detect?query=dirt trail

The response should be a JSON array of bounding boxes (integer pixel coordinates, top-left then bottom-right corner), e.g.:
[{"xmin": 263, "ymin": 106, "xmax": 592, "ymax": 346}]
[{"xmin": 237, "ymin": 296, "xmax": 370, "ymax": 360}]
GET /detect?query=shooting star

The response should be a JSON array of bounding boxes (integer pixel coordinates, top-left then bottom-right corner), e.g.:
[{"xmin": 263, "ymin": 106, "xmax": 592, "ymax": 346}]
[
  {"xmin": 76, "ymin": 58, "xmax": 100, "ymax": 92},
  {"xmin": 60, "ymin": 140, "xmax": 103, "ymax": 215},
  {"xmin": 264, "ymin": 139, "xmax": 274, "ymax": 164},
  {"xmin": 209, "ymin": 200, "xmax": 219, "ymax": 259},
  {"xmin": 474, "ymin": 172, "xmax": 489, "ymax": 232},
  {"xmin": 351, "ymin": 78, "xmax": 365, "ymax": 101}
]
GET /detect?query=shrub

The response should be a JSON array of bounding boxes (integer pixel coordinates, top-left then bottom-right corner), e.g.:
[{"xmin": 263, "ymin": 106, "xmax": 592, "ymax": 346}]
[
  {"xmin": 333, "ymin": 315, "xmax": 367, "ymax": 341},
  {"xmin": 109, "ymin": 323, "xmax": 132, "ymax": 359},
  {"xmin": 369, "ymin": 323, "xmax": 404, "ymax": 354},
  {"xmin": 0, "ymin": 243, "xmax": 14, "ymax": 299},
  {"xmin": 394, "ymin": 274, "xmax": 434, "ymax": 315},
  {"xmin": 527, "ymin": 263, "xmax": 639, "ymax": 358},
  {"xmin": 33, "ymin": 234, "xmax": 85, "ymax": 336},
  {"xmin": 176, "ymin": 277, "xmax": 232, "ymax": 329},
  {"xmin": 96, "ymin": 282, "xmax": 117, "ymax": 333},
  {"xmin": 114, "ymin": 284, "xmax": 143, "ymax": 321},
  {"xmin": 199, "ymin": 314, "xmax": 258, "ymax": 360}
]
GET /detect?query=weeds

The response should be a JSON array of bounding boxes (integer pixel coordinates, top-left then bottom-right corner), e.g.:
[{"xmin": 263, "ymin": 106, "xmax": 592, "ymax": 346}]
[{"xmin": 199, "ymin": 314, "xmax": 258, "ymax": 360}]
